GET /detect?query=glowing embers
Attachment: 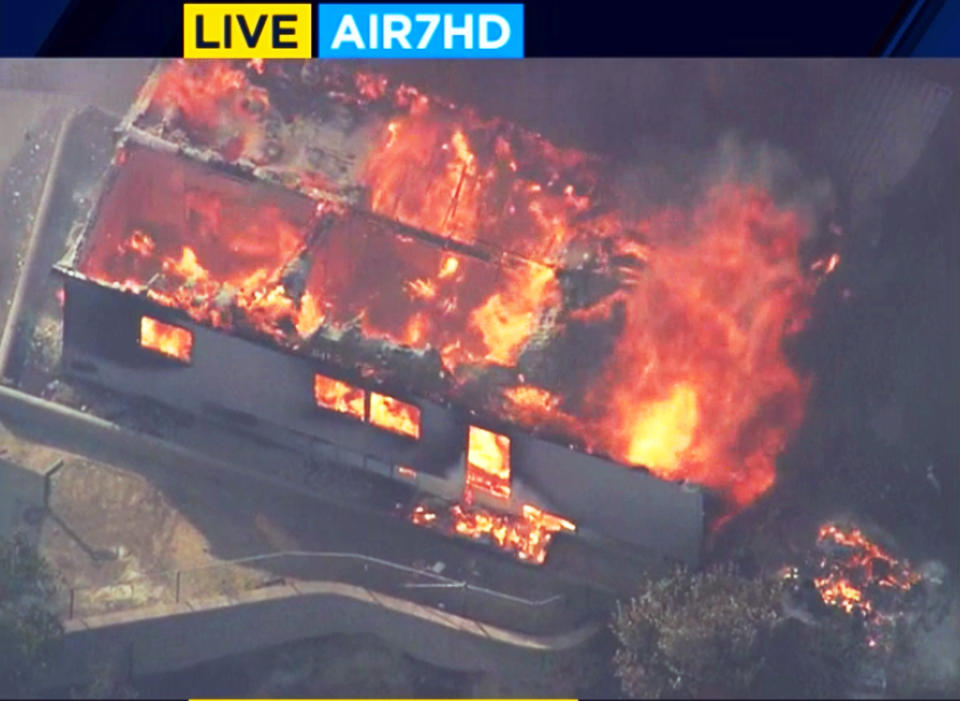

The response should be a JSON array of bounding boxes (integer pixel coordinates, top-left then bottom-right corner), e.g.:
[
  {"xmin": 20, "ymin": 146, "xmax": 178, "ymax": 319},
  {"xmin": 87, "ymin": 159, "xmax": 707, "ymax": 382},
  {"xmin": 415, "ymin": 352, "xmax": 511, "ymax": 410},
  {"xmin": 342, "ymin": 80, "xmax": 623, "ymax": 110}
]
[
  {"xmin": 781, "ymin": 523, "xmax": 924, "ymax": 652},
  {"xmin": 397, "ymin": 465, "xmax": 418, "ymax": 480},
  {"xmin": 370, "ymin": 392, "xmax": 421, "ymax": 439},
  {"xmin": 313, "ymin": 374, "xmax": 365, "ymax": 420},
  {"xmin": 812, "ymin": 524, "xmax": 921, "ymax": 617},
  {"xmin": 465, "ymin": 426, "xmax": 511, "ymax": 500},
  {"xmin": 139, "ymin": 316, "xmax": 193, "ymax": 362}
]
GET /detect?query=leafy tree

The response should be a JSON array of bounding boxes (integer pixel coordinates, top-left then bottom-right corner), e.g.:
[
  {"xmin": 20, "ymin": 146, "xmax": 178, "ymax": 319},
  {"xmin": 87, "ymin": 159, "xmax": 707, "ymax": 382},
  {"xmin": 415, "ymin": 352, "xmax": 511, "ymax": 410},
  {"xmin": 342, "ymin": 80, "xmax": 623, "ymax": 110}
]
[
  {"xmin": 751, "ymin": 608, "xmax": 867, "ymax": 698},
  {"xmin": 612, "ymin": 564, "xmax": 887, "ymax": 699},
  {"xmin": 0, "ymin": 531, "xmax": 64, "ymax": 696},
  {"xmin": 612, "ymin": 564, "xmax": 781, "ymax": 698}
]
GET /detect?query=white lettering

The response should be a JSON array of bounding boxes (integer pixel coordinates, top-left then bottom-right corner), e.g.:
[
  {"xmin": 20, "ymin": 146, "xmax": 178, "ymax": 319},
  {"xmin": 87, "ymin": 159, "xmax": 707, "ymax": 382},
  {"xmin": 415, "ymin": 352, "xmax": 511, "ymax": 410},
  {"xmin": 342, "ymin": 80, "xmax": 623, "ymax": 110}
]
[
  {"xmin": 479, "ymin": 14, "xmax": 510, "ymax": 49},
  {"xmin": 415, "ymin": 13, "xmax": 440, "ymax": 49},
  {"xmin": 443, "ymin": 13, "xmax": 473, "ymax": 50},
  {"xmin": 383, "ymin": 14, "xmax": 412, "ymax": 49},
  {"xmin": 331, "ymin": 14, "xmax": 365, "ymax": 49},
  {"xmin": 369, "ymin": 13, "xmax": 378, "ymax": 49}
]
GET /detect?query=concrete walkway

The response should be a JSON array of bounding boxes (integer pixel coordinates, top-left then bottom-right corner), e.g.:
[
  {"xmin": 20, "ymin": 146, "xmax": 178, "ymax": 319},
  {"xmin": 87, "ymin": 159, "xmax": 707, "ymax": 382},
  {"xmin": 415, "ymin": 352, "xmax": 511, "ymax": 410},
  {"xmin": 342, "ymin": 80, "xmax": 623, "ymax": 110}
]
[{"xmin": 54, "ymin": 575, "xmax": 601, "ymax": 687}]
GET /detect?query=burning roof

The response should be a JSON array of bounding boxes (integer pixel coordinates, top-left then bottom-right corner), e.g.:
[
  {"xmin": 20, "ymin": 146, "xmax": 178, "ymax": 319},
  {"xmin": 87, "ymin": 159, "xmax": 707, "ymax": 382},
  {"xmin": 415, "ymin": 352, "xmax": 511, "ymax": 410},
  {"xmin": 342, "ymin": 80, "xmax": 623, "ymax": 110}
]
[{"xmin": 66, "ymin": 59, "xmax": 831, "ymax": 516}]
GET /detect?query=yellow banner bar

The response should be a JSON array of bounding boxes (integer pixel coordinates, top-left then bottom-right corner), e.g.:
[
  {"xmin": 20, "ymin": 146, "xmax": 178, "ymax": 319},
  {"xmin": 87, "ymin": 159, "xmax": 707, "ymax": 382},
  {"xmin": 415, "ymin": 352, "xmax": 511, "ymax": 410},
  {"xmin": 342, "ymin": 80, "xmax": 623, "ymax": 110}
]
[{"xmin": 183, "ymin": 4, "xmax": 312, "ymax": 58}]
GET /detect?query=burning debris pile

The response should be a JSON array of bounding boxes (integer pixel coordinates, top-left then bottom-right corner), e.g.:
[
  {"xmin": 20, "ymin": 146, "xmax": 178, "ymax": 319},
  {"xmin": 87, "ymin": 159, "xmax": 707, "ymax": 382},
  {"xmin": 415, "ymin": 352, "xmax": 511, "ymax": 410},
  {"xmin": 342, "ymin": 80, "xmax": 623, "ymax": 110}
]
[
  {"xmin": 72, "ymin": 58, "xmax": 843, "ymax": 518},
  {"xmin": 783, "ymin": 523, "xmax": 928, "ymax": 653},
  {"xmin": 408, "ymin": 421, "xmax": 577, "ymax": 565},
  {"xmin": 773, "ymin": 522, "xmax": 960, "ymax": 696},
  {"xmin": 412, "ymin": 502, "xmax": 575, "ymax": 565},
  {"xmin": 813, "ymin": 525, "xmax": 921, "ymax": 623}
]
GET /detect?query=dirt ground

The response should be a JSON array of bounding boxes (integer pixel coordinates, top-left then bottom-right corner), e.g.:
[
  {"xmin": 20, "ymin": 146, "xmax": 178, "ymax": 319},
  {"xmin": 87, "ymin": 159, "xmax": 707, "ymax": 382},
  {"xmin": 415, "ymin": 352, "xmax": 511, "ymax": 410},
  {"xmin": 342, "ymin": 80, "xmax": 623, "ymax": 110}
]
[
  {"xmin": 0, "ymin": 92, "xmax": 66, "ymax": 335},
  {"xmin": 0, "ymin": 424, "xmax": 217, "ymax": 610}
]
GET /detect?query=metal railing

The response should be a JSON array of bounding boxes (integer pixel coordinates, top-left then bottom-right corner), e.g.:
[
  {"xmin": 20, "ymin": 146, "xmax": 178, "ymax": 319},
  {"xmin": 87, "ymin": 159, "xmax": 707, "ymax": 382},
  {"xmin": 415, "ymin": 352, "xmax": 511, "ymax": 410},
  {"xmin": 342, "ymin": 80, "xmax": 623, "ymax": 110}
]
[{"xmin": 59, "ymin": 550, "xmax": 607, "ymax": 636}]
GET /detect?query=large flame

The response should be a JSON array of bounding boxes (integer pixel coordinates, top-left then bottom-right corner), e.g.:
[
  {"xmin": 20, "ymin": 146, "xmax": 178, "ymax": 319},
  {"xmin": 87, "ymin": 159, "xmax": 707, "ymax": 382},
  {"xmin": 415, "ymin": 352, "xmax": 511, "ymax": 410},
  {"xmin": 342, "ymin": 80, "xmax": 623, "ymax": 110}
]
[
  {"xmin": 147, "ymin": 60, "xmax": 269, "ymax": 161},
  {"xmin": 581, "ymin": 185, "xmax": 814, "ymax": 508},
  {"xmin": 83, "ymin": 59, "xmax": 828, "ymax": 519}
]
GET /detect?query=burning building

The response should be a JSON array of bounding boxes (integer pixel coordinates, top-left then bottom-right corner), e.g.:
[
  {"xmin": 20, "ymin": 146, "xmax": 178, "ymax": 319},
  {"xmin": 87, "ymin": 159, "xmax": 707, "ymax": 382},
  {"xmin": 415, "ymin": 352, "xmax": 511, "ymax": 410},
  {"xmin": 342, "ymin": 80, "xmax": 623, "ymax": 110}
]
[{"xmin": 52, "ymin": 60, "xmax": 822, "ymax": 567}]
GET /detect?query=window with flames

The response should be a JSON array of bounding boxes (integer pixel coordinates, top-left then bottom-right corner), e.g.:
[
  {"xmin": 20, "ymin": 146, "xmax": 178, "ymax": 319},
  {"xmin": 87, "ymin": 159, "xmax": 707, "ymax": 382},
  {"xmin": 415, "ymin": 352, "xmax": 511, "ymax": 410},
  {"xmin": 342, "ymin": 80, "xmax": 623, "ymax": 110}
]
[
  {"xmin": 139, "ymin": 316, "xmax": 193, "ymax": 362},
  {"xmin": 313, "ymin": 374, "xmax": 365, "ymax": 420},
  {"xmin": 466, "ymin": 425, "xmax": 511, "ymax": 499},
  {"xmin": 370, "ymin": 391, "xmax": 421, "ymax": 439},
  {"xmin": 313, "ymin": 373, "xmax": 420, "ymax": 439}
]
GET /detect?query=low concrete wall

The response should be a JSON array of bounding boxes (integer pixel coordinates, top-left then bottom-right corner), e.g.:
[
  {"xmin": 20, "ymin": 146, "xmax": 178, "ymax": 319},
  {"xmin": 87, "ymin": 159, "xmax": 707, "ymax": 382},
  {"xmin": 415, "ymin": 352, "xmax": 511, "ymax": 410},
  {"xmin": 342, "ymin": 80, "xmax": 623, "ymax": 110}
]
[
  {"xmin": 0, "ymin": 384, "xmax": 602, "ymax": 687},
  {"xmin": 0, "ymin": 384, "xmax": 353, "ymax": 517},
  {"xmin": 53, "ymin": 578, "xmax": 599, "ymax": 687}
]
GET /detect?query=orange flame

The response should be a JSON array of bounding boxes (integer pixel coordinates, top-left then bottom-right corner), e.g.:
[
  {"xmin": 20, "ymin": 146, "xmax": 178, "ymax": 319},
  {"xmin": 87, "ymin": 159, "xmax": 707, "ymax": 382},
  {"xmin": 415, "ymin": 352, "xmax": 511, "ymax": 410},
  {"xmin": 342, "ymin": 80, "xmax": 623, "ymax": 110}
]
[
  {"xmin": 82, "ymin": 60, "xmax": 822, "ymax": 518},
  {"xmin": 411, "ymin": 504, "xmax": 436, "ymax": 524},
  {"xmin": 370, "ymin": 392, "xmax": 421, "ymax": 439},
  {"xmin": 140, "ymin": 316, "xmax": 192, "ymax": 362},
  {"xmin": 466, "ymin": 426, "xmax": 511, "ymax": 500},
  {"xmin": 410, "ymin": 502, "xmax": 575, "ymax": 564},
  {"xmin": 469, "ymin": 261, "xmax": 558, "ymax": 366},
  {"xmin": 809, "ymin": 524, "xmax": 921, "ymax": 629},
  {"xmin": 314, "ymin": 374, "xmax": 365, "ymax": 419}
]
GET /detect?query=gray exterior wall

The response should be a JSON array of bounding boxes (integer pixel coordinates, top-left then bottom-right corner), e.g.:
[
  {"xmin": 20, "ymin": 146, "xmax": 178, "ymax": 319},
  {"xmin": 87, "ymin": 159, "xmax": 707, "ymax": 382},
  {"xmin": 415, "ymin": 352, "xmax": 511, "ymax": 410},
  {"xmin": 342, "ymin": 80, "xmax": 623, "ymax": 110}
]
[
  {"xmin": 512, "ymin": 435, "xmax": 703, "ymax": 565},
  {"xmin": 60, "ymin": 276, "xmax": 462, "ymax": 479},
  {"xmin": 59, "ymin": 275, "xmax": 703, "ymax": 565}
]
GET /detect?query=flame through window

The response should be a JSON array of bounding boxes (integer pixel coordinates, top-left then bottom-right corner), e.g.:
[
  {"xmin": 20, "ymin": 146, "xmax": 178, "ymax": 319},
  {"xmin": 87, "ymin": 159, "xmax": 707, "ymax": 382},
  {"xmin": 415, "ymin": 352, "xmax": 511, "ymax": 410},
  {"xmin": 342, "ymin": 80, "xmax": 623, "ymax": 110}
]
[
  {"xmin": 313, "ymin": 374, "xmax": 365, "ymax": 419},
  {"xmin": 370, "ymin": 392, "xmax": 420, "ymax": 439},
  {"xmin": 313, "ymin": 374, "xmax": 420, "ymax": 439},
  {"xmin": 140, "ymin": 316, "xmax": 193, "ymax": 362},
  {"xmin": 466, "ymin": 425, "xmax": 511, "ymax": 499}
]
